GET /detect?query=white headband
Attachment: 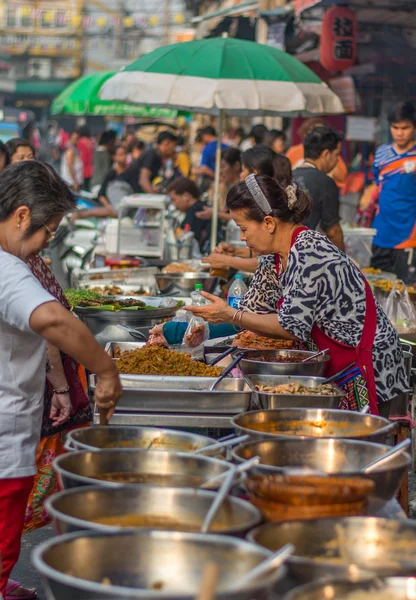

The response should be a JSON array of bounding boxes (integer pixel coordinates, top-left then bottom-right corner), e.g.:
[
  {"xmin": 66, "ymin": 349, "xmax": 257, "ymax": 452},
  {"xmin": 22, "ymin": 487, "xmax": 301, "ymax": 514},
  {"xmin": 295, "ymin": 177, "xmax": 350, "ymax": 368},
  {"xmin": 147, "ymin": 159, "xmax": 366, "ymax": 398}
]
[{"xmin": 245, "ymin": 174, "xmax": 272, "ymax": 215}]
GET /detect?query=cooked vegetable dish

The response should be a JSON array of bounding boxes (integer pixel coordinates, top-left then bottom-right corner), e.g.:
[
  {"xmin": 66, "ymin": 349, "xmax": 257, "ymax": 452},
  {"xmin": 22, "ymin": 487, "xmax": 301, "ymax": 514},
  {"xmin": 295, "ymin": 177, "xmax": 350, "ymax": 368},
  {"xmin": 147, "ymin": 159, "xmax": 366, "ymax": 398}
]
[
  {"xmin": 65, "ymin": 289, "xmax": 146, "ymax": 310},
  {"xmin": 255, "ymin": 383, "xmax": 335, "ymax": 395},
  {"xmin": 115, "ymin": 346, "xmax": 223, "ymax": 377},
  {"xmin": 232, "ymin": 330, "xmax": 294, "ymax": 350}
]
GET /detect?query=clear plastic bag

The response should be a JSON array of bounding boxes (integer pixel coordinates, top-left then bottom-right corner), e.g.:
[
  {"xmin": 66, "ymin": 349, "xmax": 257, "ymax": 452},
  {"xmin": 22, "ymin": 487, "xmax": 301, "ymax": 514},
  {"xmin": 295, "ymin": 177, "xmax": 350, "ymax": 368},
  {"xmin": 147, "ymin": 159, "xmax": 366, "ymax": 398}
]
[
  {"xmin": 182, "ymin": 316, "xmax": 209, "ymax": 348},
  {"xmin": 384, "ymin": 281, "xmax": 416, "ymax": 334}
]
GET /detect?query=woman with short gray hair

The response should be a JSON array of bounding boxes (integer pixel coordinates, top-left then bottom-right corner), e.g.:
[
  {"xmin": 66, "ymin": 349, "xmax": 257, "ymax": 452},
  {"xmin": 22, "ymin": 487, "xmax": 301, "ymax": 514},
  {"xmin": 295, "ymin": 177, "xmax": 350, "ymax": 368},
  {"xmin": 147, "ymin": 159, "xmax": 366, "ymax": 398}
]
[{"xmin": 0, "ymin": 161, "xmax": 122, "ymax": 596}]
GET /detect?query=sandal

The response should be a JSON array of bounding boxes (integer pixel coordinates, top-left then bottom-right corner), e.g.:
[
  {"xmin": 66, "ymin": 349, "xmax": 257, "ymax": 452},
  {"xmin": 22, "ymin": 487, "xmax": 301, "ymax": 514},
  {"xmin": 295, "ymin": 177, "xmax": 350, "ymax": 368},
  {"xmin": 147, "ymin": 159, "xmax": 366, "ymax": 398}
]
[{"xmin": 5, "ymin": 580, "xmax": 37, "ymax": 600}]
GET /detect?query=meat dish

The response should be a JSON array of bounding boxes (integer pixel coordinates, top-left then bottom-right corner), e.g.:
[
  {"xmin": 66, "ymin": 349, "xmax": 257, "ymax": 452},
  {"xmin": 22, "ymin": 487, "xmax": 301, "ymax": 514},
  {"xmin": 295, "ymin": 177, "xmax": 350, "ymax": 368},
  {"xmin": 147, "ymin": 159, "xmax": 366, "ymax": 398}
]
[
  {"xmin": 255, "ymin": 383, "xmax": 335, "ymax": 395},
  {"xmin": 115, "ymin": 346, "xmax": 223, "ymax": 377},
  {"xmin": 247, "ymin": 353, "xmax": 310, "ymax": 363},
  {"xmin": 232, "ymin": 330, "xmax": 294, "ymax": 350}
]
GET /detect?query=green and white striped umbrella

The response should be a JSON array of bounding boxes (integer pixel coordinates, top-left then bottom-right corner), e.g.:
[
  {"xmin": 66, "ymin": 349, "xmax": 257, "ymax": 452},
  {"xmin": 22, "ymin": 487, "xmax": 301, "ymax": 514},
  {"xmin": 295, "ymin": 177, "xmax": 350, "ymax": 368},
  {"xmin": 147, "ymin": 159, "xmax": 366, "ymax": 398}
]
[{"xmin": 100, "ymin": 37, "xmax": 343, "ymax": 116}]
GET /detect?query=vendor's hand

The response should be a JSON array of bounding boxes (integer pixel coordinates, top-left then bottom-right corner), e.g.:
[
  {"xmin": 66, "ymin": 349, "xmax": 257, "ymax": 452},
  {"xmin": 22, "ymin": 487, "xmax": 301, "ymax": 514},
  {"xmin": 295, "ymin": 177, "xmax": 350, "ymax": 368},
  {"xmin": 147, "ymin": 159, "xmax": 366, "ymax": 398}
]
[
  {"xmin": 94, "ymin": 368, "xmax": 122, "ymax": 421},
  {"xmin": 70, "ymin": 211, "xmax": 83, "ymax": 222},
  {"xmin": 195, "ymin": 207, "xmax": 213, "ymax": 220},
  {"xmin": 147, "ymin": 332, "xmax": 168, "ymax": 347},
  {"xmin": 214, "ymin": 242, "xmax": 235, "ymax": 256},
  {"xmin": 184, "ymin": 291, "xmax": 234, "ymax": 324},
  {"xmin": 50, "ymin": 392, "xmax": 71, "ymax": 427},
  {"xmin": 201, "ymin": 254, "xmax": 229, "ymax": 269}
]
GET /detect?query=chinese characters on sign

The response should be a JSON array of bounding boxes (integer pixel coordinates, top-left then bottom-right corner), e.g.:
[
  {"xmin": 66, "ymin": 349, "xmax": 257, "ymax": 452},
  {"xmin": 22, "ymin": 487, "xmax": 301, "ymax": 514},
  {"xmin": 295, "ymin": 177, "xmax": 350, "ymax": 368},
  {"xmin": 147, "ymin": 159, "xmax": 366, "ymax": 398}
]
[{"xmin": 320, "ymin": 6, "xmax": 356, "ymax": 72}]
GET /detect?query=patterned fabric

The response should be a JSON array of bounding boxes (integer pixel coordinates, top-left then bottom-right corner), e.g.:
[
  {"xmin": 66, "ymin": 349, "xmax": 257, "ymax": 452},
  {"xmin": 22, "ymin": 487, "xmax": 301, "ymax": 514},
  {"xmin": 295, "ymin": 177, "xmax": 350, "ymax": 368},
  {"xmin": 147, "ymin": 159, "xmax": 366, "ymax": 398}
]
[
  {"xmin": 23, "ymin": 424, "xmax": 89, "ymax": 533},
  {"xmin": 27, "ymin": 255, "xmax": 92, "ymax": 436},
  {"xmin": 240, "ymin": 229, "xmax": 408, "ymax": 405}
]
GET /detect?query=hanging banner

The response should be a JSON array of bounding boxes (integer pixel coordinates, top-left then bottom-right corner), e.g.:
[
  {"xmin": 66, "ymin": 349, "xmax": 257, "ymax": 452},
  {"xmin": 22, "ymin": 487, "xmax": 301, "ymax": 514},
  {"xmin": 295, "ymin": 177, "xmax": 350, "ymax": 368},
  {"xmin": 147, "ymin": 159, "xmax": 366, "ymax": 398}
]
[{"xmin": 320, "ymin": 5, "xmax": 357, "ymax": 72}]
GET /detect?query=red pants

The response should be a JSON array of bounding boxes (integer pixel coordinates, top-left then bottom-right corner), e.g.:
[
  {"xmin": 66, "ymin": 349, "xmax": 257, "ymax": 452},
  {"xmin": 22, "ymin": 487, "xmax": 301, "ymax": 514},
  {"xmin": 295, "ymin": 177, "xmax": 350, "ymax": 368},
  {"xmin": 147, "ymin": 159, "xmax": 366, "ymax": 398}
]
[{"xmin": 0, "ymin": 477, "xmax": 34, "ymax": 596}]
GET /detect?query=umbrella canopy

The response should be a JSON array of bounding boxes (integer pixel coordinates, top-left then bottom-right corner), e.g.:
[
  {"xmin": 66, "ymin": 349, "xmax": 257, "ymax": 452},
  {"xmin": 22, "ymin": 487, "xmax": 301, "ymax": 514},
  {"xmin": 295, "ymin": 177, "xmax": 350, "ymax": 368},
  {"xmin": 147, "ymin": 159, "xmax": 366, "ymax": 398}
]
[
  {"xmin": 99, "ymin": 37, "xmax": 344, "ymax": 116},
  {"xmin": 51, "ymin": 71, "xmax": 178, "ymax": 118}
]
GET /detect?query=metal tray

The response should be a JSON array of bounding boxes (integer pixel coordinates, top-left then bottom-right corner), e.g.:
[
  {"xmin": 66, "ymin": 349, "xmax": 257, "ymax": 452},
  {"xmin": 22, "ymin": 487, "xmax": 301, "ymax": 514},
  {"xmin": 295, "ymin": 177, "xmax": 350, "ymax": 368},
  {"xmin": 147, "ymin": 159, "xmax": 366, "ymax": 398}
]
[
  {"xmin": 76, "ymin": 266, "xmax": 159, "ymax": 281},
  {"xmin": 90, "ymin": 374, "xmax": 252, "ymax": 414},
  {"xmin": 74, "ymin": 296, "xmax": 180, "ymax": 319},
  {"xmin": 105, "ymin": 341, "xmax": 192, "ymax": 356},
  {"xmin": 246, "ymin": 375, "xmax": 344, "ymax": 410},
  {"xmin": 239, "ymin": 350, "xmax": 329, "ymax": 377}
]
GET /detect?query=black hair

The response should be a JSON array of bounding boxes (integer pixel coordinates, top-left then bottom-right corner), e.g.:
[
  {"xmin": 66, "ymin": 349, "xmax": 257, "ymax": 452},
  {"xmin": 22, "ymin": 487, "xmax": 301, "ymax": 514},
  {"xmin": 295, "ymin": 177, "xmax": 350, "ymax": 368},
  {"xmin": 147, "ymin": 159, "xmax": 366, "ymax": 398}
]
[
  {"xmin": 222, "ymin": 147, "xmax": 241, "ymax": 167},
  {"xmin": 99, "ymin": 130, "xmax": 117, "ymax": 146},
  {"xmin": 273, "ymin": 154, "xmax": 292, "ymax": 188},
  {"xmin": 388, "ymin": 102, "xmax": 416, "ymax": 127},
  {"xmin": 242, "ymin": 145, "xmax": 275, "ymax": 178},
  {"xmin": 77, "ymin": 125, "xmax": 90, "ymax": 138},
  {"xmin": 130, "ymin": 139, "xmax": 145, "ymax": 151},
  {"xmin": 168, "ymin": 177, "xmax": 200, "ymax": 199},
  {"xmin": 226, "ymin": 174, "xmax": 311, "ymax": 225},
  {"xmin": 303, "ymin": 126, "xmax": 342, "ymax": 160},
  {"xmin": 5, "ymin": 138, "xmax": 35, "ymax": 158},
  {"xmin": 0, "ymin": 141, "xmax": 10, "ymax": 169},
  {"xmin": 267, "ymin": 129, "xmax": 286, "ymax": 143},
  {"xmin": 112, "ymin": 144, "xmax": 127, "ymax": 156},
  {"xmin": 201, "ymin": 126, "xmax": 217, "ymax": 137},
  {"xmin": 249, "ymin": 124, "xmax": 268, "ymax": 145},
  {"xmin": 157, "ymin": 130, "xmax": 178, "ymax": 145},
  {"xmin": 0, "ymin": 161, "xmax": 76, "ymax": 237}
]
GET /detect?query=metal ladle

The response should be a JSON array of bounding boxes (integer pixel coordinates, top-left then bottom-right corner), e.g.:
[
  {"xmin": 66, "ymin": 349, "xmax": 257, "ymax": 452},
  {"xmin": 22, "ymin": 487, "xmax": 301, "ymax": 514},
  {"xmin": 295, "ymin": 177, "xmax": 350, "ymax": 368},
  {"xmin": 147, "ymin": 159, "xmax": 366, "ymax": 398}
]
[
  {"xmin": 193, "ymin": 435, "xmax": 249, "ymax": 455},
  {"xmin": 200, "ymin": 465, "xmax": 237, "ymax": 533},
  {"xmin": 362, "ymin": 438, "xmax": 411, "ymax": 473}
]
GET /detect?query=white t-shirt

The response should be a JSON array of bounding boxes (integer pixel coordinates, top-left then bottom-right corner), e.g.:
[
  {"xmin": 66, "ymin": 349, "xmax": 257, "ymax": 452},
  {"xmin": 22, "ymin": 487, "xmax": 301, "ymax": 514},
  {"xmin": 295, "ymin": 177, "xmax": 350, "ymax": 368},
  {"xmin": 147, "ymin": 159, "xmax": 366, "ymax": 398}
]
[{"xmin": 0, "ymin": 250, "xmax": 56, "ymax": 478}]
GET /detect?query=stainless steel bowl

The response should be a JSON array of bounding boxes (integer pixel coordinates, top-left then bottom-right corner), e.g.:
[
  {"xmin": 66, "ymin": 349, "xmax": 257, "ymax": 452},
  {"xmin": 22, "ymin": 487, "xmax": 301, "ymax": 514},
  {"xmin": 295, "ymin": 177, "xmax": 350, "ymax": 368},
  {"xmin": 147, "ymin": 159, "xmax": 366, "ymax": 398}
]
[
  {"xmin": 239, "ymin": 350, "xmax": 330, "ymax": 377},
  {"xmin": 65, "ymin": 426, "xmax": 216, "ymax": 454},
  {"xmin": 245, "ymin": 375, "xmax": 344, "ymax": 410},
  {"xmin": 33, "ymin": 529, "xmax": 284, "ymax": 600},
  {"xmin": 232, "ymin": 408, "xmax": 394, "ymax": 444},
  {"xmin": 46, "ymin": 485, "xmax": 262, "ymax": 536},
  {"xmin": 285, "ymin": 577, "xmax": 416, "ymax": 600},
  {"xmin": 248, "ymin": 518, "xmax": 416, "ymax": 583},
  {"xmin": 233, "ymin": 438, "xmax": 410, "ymax": 501},
  {"xmin": 155, "ymin": 272, "xmax": 222, "ymax": 296},
  {"xmin": 53, "ymin": 449, "xmax": 233, "ymax": 490}
]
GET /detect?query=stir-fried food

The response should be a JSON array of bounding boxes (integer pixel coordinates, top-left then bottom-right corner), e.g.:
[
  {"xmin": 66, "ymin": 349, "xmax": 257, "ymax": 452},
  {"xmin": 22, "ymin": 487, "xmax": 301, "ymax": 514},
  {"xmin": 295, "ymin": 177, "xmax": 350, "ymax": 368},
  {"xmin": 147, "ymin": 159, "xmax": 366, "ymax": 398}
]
[
  {"xmin": 115, "ymin": 346, "xmax": 223, "ymax": 377},
  {"xmin": 255, "ymin": 382, "xmax": 335, "ymax": 395},
  {"xmin": 232, "ymin": 330, "xmax": 294, "ymax": 350},
  {"xmin": 65, "ymin": 288, "xmax": 146, "ymax": 310},
  {"xmin": 87, "ymin": 285, "xmax": 123, "ymax": 295},
  {"xmin": 370, "ymin": 279, "xmax": 416, "ymax": 295},
  {"xmin": 247, "ymin": 353, "xmax": 311, "ymax": 363}
]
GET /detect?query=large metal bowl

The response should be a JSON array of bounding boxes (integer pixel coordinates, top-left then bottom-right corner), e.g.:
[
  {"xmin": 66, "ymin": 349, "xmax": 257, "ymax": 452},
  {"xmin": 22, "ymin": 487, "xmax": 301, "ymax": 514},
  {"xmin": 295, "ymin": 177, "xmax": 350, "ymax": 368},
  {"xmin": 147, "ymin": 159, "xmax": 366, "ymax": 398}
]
[
  {"xmin": 239, "ymin": 350, "xmax": 330, "ymax": 377},
  {"xmin": 233, "ymin": 438, "xmax": 410, "ymax": 501},
  {"xmin": 155, "ymin": 272, "xmax": 222, "ymax": 296},
  {"xmin": 248, "ymin": 518, "xmax": 416, "ymax": 583},
  {"xmin": 53, "ymin": 449, "xmax": 233, "ymax": 490},
  {"xmin": 232, "ymin": 408, "xmax": 395, "ymax": 444},
  {"xmin": 46, "ymin": 485, "xmax": 262, "ymax": 536},
  {"xmin": 285, "ymin": 577, "xmax": 416, "ymax": 600},
  {"xmin": 65, "ymin": 426, "xmax": 217, "ymax": 454},
  {"xmin": 245, "ymin": 375, "xmax": 344, "ymax": 410},
  {"xmin": 33, "ymin": 529, "xmax": 284, "ymax": 600}
]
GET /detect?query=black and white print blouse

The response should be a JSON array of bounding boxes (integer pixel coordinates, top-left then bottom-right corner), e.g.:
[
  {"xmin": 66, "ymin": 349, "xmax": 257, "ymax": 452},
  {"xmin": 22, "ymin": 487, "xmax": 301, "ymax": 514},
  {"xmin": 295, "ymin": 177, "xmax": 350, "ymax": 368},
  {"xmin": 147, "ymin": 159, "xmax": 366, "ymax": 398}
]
[{"xmin": 240, "ymin": 229, "xmax": 408, "ymax": 404}]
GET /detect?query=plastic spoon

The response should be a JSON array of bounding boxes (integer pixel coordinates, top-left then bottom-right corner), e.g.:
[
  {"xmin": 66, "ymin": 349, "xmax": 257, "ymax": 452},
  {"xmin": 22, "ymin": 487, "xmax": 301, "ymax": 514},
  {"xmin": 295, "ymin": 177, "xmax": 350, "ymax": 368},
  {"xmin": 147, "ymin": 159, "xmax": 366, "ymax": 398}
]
[
  {"xmin": 362, "ymin": 439, "xmax": 411, "ymax": 474},
  {"xmin": 200, "ymin": 465, "xmax": 237, "ymax": 533},
  {"xmin": 230, "ymin": 544, "xmax": 294, "ymax": 591},
  {"xmin": 301, "ymin": 348, "xmax": 329, "ymax": 363}
]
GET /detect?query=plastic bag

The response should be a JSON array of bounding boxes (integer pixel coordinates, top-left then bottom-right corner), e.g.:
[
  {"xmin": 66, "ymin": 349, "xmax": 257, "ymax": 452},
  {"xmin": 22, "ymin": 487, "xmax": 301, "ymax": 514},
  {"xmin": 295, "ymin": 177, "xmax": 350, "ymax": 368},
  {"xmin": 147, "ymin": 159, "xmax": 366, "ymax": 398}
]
[
  {"xmin": 384, "ymin": 281, "xmax": 416, "ymax": 334},
  {"xmin": 182, "ymin": 316, "xmax": 209, "ymax": 348}
]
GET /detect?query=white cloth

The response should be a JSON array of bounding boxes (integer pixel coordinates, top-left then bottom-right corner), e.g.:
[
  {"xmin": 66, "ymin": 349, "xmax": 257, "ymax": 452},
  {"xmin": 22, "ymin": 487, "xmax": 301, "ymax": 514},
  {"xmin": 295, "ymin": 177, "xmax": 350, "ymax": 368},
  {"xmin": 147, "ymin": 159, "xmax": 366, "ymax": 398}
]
[
  {"xmin": 0, "ymin": 250, "xmax": 56, "ymax": 478},
  {"xmin": 61, "ymin": 145, "xmax": 84, "ymax": 187}
]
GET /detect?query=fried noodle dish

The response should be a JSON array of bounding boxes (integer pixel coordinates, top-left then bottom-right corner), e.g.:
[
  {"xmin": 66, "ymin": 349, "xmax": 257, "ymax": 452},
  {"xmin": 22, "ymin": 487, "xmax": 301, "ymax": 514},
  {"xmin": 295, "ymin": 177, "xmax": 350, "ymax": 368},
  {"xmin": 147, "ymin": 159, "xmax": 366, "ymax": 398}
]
[
  {"xmin": 115, "ymin": 346, "xmax": 223, "ymax": 377},
  {"xmin": 232, "ymin": 330, "xmax": 294, "ymax": 350}
]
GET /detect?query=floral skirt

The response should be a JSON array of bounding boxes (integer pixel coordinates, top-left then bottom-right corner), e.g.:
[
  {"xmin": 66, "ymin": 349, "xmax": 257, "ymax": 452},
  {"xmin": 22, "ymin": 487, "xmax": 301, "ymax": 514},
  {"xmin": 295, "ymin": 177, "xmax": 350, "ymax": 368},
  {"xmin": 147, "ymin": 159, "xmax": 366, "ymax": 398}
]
[{"xmin": 23, "ymin": 423, "xmax": 90, "ymax": 533}]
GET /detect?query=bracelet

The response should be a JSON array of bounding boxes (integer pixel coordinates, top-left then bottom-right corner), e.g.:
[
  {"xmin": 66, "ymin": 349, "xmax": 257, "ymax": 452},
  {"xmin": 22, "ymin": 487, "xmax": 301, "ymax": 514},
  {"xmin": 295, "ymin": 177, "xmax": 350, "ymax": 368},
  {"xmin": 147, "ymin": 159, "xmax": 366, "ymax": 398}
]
[
  {"xmin": 232, "ymin": 309, "xmax": 241, "ymax": 324},
  {"xmin": 238, "ymin": 309, "xmax": 246, "ymax": 328},
  {"xmin": 53, "ymin": 386, "xmax": 70, "ymax": 395}
]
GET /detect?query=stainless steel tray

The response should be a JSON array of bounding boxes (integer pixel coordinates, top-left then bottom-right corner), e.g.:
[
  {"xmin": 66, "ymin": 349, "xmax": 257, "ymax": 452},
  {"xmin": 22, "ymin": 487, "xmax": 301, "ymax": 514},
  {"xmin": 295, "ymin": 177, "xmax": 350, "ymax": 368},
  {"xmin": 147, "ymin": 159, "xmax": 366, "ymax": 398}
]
[
  {"xmin": 74, "ymin": 296, "xmax": 181, "ymax": 319},
  {"xmin": 246, "ymin": 375, "xmax": 345, "ymax": 410},
  {"xmin": 76, "ymin": 266, "xmax": 159, "ymax": 281},
  {"xmin": 91, "ymin": 374, "xmax": 252, "ymax": 414}
]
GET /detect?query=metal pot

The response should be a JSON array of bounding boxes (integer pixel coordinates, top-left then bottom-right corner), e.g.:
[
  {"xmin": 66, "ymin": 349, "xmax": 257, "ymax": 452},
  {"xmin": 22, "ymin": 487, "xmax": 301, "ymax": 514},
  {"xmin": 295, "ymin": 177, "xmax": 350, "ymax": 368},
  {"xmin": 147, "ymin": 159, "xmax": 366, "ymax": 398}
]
[
  {"xmin": 53, "ymin": 449, "xmax": 233, "ymax": 490},
  {"xmin": 33, "ymin": 529, "xmax": 284, "ymax": 600},
  {"xmin": 233, "ymin": 438, "xmax": 410, "ymax": 501},
  {"xmin": 232, "ymin": 408, "xmax": 394, "ymax": 444},
  {"xmin": 65, "ymin": 426, "xmax": 217, "ymax": 454},
  {"xmin": 245, "ymin": 375, "xmax": 344, "ymax": 411},
  {"xmin": 248, "ymin": 517, "xmax": 416, "ymax": 584},
  {"xmin": 155, "ymin": 272, "xmax": 221, "ymax": 296},
  {"xmin": 239, "ymin": 351, "xmax": 330, "ymax": 378},
  {"xmin": 285, "ymin": 577, "xmax": 416, "ymax": 600},
  {"xmin": 46, "ymin": 485, "xmax": 262, "ymax": 536}
]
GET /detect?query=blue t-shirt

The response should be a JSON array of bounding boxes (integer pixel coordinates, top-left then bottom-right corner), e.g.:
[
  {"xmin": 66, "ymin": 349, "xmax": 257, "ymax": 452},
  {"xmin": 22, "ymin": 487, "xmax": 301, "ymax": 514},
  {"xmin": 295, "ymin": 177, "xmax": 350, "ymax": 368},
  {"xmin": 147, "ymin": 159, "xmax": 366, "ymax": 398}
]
[
  {"xmin": 200, "ymin": 140, "xmax": 227, "ymax": 173},
  {"xmin": 373, "ymin": 142, "xmax": 416, "ymax": 248}
]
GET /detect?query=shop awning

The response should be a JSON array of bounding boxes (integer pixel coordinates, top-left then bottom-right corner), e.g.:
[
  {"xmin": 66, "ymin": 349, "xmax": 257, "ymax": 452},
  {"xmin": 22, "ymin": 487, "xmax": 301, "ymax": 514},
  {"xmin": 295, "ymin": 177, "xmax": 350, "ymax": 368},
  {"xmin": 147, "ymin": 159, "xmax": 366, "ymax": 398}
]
[
  {"xmin": 15, "ymin": 80, "xmax": 72, "ymax": 97},
  {"xmin": 192, "ymin": 1, "xmax": 259, "ymax": 24}
]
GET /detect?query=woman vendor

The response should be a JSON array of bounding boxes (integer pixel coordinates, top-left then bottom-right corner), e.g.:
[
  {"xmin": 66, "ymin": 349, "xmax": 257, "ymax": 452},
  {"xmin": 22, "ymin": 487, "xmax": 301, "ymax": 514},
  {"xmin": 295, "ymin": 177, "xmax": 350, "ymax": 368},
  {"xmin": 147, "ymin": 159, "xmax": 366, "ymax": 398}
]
[
  {"xmin": 0, "ymin": 161, "xmax": 122, "ymax": 596},
  {"xmin": 185, "ymin": 174, "xmax": 408, "ymax": 415}
]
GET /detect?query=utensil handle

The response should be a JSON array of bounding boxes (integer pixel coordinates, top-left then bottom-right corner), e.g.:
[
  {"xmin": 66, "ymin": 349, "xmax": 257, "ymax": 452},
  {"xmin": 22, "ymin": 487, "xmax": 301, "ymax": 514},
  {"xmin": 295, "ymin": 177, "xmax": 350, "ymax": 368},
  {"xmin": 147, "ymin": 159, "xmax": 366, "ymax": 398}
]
[
  {"xmin": 210, "ymin": 352, "xmax": 245, "ymax": 390},
  {"xmin": 209, "ymin": 346, "xmax": 235, "ymax": 366},
  {"xmin": 201, "ymin": 465, "xmax": 236, "ymax": 534},
  {"xmin": 363, "ymin": 438, "xmax": 411, "ymax": 473},
  {"xmin": 232, "ymin": 544, "xmax": 294, "ymax": 590},
  {"xmin": 99, "ymin": 407, "xmax": 109, "ymax": 426},
  {"xmin": 302, "ymin": 348, "xmax": 329, "ymax": 363},
  {"xmin": 196, "ymin": 562, "xmax": 219, "ymax": 600},
  {"xmin": 63, "ymin": 438, "xmax": 75, "ymax": 452},
  {"xmin": 322, "ymin": 362, "xmax": 356, "ymax": 385},
  {"xmin": 194, "ymin": 434, "xmax": 249, "ymax": 455}
]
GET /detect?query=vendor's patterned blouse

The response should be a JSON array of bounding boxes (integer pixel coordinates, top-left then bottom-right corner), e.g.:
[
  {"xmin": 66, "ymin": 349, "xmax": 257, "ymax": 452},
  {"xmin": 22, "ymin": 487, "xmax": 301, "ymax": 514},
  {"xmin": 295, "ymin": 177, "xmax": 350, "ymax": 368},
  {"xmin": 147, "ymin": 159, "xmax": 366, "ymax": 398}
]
[{"xmin": 240, "ymin": 229, "xmax": 408, "ymax": 404}]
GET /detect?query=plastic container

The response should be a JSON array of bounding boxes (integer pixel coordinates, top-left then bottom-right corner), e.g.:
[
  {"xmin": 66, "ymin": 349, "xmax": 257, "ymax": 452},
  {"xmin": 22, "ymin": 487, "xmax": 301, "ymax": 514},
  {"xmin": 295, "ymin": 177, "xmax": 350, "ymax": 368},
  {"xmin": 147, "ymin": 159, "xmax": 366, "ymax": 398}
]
[
  {"xmin": 190, "ymin": 284, "xmax": 208, "ymax": 306},
  {"xmin": 228, "ymin": 274, "xmax": 248, "ymax": 309},
  {"xmin": 172, "ymin": 309, "xmax": 190, "ymax": 323}
]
